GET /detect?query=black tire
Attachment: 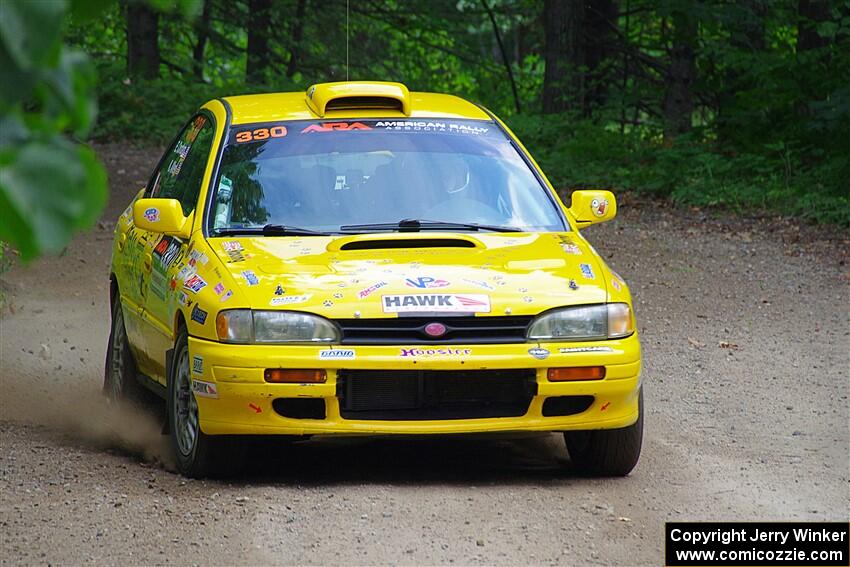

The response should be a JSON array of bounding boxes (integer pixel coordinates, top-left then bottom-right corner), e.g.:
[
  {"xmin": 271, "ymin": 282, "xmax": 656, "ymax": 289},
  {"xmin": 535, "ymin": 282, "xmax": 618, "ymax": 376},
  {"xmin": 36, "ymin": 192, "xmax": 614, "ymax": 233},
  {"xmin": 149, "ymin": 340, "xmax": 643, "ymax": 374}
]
[
  {"xmin": 168, "ymin": 327, "xmax": 244, "ymax": 478},
  {"xmin": 103, "ymin": 297, "xmax": 148, "ymax": 403},
  {"xmin": 564, "ymin": 388, "xmax": 644, "ymax": 477}
]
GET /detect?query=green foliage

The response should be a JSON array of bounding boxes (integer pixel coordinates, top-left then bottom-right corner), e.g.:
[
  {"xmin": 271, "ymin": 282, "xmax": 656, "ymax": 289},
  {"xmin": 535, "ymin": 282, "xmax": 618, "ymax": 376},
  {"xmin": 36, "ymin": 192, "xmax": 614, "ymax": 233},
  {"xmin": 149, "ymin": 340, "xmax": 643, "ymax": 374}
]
[
  {"xmin": 0, "ymin": 0, "xmax": 107, "ymax": 261},
  {"xmin": 510, "ymin": 115, "xmax": 850, "ymax": 226},
  {"xmin": 59, "ymin": 0, "xmax": 850, "ymax": 229}
]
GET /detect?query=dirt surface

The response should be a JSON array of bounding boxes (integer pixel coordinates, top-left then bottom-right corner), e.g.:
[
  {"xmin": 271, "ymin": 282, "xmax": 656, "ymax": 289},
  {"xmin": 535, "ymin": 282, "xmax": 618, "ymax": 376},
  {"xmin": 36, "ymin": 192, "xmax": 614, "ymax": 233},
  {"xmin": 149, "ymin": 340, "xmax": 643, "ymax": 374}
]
[{"xmin": 1, "ymin": 142, "xmax": 848, "ymax": 566}]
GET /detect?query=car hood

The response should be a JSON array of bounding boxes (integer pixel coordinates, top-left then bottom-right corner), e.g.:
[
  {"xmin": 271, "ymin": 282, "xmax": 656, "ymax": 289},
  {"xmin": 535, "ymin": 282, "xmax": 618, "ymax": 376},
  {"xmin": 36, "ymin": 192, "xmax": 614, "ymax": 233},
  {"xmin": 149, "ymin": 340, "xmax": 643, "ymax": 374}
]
[{"xmin": 206, "ymin": 232, "xmax": 609, "ymax": 318}]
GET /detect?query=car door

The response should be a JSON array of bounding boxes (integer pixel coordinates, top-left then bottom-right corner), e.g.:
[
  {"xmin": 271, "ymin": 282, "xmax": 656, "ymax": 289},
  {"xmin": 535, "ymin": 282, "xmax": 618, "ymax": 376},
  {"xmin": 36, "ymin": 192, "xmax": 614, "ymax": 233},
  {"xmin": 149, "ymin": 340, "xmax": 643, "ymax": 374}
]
[
  {"xmin": 137, "ymin": 114, "xmax": 216, "ymax": 382},
  {"xmin": 114, "ymin": 195, "xmax": 156, "ymax": 362}
]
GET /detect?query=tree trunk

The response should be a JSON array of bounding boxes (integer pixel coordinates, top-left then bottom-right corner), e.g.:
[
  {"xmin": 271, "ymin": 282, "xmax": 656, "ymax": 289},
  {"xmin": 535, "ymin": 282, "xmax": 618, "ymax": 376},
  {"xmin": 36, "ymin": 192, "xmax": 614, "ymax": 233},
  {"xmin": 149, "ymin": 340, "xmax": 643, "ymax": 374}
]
[
  {"xmin": 542, "ymin": 0, "xmax": 584, "ymax": 114},
  {"xmin": 192, "ymin": 0, "xmax": 212, "ymax": 81},
  {"xmin": 663, "ymin": 8, "xmax": 697, "ymax": 143},
  {"xmin": 584, "ymin": 0, "xmax": 618, "ymax": 112},
  {"xmin": 797, "ymin": 0, "xmax": 831, "ymax": 52},
  {"xmin": 482, "ymin": 0, "xmax": 521, "ymax": 113},
  {"xmin": 796, "ymin": 0, "xmax": 832, "ymax": 122},
  {"xmin": 716, "ymin": 0, "xmax": 767, "ymax": 144},
  {"xmin": 246, "ymin": 0, "xmax": 273, "ymax": 84},
  {"xmin": 126, "ymin": 3, "xmax": 160, "ymax": 80},
  {"xmin": 286, "ymin": 0, "xmax": 308, "ymax": 78}
]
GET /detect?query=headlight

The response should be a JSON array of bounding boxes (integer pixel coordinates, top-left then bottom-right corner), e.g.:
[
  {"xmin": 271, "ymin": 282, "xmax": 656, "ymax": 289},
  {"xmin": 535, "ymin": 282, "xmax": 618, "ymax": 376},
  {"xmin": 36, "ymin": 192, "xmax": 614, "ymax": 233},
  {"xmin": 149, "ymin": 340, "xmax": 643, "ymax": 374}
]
[
  {"xmin": 527, "ymin": 303, "xmax": 634, "ymax": 341},
  {"xmin": 216, "ymin": 310, "xmax": 340, "ymax": 344}
]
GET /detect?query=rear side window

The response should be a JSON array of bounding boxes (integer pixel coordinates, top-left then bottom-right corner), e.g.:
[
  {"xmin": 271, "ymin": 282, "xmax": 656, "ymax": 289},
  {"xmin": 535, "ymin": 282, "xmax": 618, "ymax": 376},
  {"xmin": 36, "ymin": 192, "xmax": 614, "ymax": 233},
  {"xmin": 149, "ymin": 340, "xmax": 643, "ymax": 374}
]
[{"xmin": 149, "ymin": 115, "xmax": 215, "ymax": 215}]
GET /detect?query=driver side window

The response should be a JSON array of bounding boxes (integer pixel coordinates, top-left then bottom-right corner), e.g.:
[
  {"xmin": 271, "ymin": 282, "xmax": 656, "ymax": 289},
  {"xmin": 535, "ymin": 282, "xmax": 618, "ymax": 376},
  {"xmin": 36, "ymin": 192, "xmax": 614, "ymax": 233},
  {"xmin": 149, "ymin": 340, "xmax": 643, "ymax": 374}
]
[{"xmin": 148, "ymin": 115, "xmax": 215, "ymax": 215}]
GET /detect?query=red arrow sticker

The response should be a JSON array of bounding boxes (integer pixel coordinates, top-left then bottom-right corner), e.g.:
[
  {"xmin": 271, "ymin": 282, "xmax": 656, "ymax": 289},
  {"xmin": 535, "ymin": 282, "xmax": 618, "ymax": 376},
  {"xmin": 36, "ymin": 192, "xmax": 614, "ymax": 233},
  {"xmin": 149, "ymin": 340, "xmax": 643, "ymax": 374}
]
[
  {"xmin": 600, "ymin": 402, "xmax": 611, "ymax": 411},
  {"xmin": 248, "ymin": 403, "xmax": 262, "ymax": 413}
]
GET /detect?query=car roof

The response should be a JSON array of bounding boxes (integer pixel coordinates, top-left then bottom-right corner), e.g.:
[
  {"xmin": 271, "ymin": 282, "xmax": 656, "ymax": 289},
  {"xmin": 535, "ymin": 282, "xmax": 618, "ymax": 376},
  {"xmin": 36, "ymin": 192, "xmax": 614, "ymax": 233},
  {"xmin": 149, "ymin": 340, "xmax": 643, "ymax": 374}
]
[{"xmin": 220, "ymin": 81, "xmax": 491, "ymax": 125}]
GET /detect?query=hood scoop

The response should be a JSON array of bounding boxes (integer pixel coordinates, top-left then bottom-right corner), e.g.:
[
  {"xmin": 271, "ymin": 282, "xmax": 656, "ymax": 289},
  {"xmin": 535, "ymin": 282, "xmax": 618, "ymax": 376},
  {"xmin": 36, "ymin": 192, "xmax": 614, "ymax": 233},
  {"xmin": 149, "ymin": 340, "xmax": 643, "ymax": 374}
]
[
  {"xmin": 339, "ymin": 238, "xmax": 476, "ymax": 251},
  {"xmin": 330, "ymin": 233, "xmax": 483, "ymax": 252}
]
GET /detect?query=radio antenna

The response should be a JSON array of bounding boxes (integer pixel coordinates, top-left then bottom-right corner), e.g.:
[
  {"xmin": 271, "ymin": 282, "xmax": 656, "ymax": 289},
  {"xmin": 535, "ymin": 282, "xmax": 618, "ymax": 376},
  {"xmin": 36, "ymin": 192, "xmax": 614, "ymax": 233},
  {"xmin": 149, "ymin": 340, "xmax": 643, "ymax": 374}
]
[{"xmin": 346, "ymin": 0, "xmax": 350, "ymax": 81}]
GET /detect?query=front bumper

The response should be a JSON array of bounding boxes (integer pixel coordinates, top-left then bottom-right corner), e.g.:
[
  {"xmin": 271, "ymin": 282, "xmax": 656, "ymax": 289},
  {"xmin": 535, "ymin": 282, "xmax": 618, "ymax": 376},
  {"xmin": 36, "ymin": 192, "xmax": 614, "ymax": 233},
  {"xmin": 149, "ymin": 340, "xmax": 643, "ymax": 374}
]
[{"xmin": 189, "ymin": 335, "xmax": 641, "ymax": 436}]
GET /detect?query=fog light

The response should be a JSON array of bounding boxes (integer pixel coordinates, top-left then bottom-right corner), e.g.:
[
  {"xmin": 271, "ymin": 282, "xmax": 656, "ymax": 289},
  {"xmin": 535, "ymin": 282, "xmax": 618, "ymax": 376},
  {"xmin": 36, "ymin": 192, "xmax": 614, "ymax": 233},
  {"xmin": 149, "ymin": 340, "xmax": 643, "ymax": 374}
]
[
  {"xmin": 547, "ymin": 366, "xmax": 605, "ymax": 381},
  {"xmin": 264, "ymin": 369, "xmax": 327, "ymax": 383}
]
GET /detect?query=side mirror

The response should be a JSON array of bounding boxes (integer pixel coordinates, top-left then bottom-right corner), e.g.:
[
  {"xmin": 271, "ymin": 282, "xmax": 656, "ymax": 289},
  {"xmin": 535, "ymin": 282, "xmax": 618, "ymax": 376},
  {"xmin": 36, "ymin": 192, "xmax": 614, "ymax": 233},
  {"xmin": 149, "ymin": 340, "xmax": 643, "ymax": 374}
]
[
  {"xmin": 568, "ymin": 190, "xmax": 617, "ymax": 229},
  {"xmin": 133, "ymin": 198, "xmax": 192, "ymax": 238}
]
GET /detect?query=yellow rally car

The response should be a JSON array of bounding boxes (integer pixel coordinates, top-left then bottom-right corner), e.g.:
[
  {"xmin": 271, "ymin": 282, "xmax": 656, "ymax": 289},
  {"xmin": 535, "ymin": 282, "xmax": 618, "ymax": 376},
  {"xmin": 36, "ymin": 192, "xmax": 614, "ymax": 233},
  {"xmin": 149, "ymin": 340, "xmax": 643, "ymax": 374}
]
[{"xmin": 105, "ymin": 82, "xmax": 642, "ymax": 478}]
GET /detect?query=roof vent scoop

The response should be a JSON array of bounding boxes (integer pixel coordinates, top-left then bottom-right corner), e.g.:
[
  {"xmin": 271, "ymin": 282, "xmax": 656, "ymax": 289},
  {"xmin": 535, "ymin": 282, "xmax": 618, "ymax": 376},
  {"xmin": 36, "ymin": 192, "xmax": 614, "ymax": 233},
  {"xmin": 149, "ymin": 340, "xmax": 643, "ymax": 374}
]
[{"xmin": 306, "ymin": 81, "xmax": 411, "ymax": 117}]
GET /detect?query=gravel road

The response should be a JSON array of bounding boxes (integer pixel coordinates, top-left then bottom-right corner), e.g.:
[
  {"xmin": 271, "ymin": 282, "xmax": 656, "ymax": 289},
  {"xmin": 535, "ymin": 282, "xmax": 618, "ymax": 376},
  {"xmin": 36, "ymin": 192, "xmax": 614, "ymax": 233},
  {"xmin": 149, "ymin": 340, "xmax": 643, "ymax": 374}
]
[{"xmin": 1, "ymin": 143, "xmax": 848, "ymax": 566}]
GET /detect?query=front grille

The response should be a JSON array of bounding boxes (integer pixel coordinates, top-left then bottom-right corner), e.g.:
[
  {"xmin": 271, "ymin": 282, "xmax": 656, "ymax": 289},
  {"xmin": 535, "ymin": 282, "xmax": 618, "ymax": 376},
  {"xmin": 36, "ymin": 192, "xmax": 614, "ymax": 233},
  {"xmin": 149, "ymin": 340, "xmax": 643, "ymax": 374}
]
[
  {"xmin": 337, "ymin": 369, "xmax": 536, "ymax": 420},
  {"xmin": 335, "ymin": 316, "xmax": 533, "ymax": 345}
]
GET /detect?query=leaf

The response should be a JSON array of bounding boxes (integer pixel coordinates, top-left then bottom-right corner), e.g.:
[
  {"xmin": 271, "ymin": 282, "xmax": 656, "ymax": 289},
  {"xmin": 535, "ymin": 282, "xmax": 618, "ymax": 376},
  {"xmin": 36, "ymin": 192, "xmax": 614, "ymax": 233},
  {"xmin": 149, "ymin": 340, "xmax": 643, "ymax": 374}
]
[
  {"xmin": 41, "ymin": 49, "xmax": 98, "ymax": 136},
  {"xmin": 69, "ymin": 0, "xmax": 116, "ymax": 23},
  {"xmin": 0, "ymin": 139, "xmax": 107, "ymax": 261},
  {"xmin": 816, "ymin": 21, "xmax": 839, "ymax": 39},
  {"xmin": 0, "ymin": 0, "xmax": 65, "ymax": 69},
  {"xmin": 146, "ymin": 0, "xmax": 202, "ymax": 18}
]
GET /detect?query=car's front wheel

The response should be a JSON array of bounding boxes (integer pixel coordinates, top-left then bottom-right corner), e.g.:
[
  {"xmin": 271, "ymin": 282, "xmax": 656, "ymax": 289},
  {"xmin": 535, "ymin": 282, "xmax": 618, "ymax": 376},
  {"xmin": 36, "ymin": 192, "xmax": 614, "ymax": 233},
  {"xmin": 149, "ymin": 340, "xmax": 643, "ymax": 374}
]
[
  {"xmin": 168, "ymin": 327, "xmax": 243, "ymax": 478},
  {"xmin": 564, "ymin": 388, "xmax": 643, "ymax": 476}
]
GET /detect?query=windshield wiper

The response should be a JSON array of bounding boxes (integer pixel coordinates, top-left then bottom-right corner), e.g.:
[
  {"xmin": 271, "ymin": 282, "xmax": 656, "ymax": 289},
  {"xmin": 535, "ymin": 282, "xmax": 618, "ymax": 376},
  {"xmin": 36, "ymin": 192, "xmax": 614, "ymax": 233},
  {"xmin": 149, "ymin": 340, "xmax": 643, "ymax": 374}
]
[
  {"xmin": 214, "ymin": 224, "xmax": 332, "ymax": 237},
  {"xmin": 340, "ymin": 218, "xmax": 522, "ymax": 233}
]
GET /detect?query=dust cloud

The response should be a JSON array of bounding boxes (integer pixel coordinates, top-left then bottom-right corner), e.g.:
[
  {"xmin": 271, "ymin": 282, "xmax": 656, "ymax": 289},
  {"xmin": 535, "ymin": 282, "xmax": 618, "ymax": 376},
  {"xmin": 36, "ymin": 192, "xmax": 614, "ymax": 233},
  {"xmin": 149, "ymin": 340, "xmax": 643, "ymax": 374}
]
[{"xmin": 0, "ymin": 367, "xmax": 174, "ymax": 470}]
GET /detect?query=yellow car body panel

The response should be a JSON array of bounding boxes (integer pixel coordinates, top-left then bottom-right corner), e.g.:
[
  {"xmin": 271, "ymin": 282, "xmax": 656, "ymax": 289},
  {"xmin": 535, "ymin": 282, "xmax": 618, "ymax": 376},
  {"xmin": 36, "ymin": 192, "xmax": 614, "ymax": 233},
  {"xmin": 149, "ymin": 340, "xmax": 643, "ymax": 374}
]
[
  {"xmin": 109, "ymin": 81, "xmax": 641, "ymax": 438},
  {"xmin": 190, "ymin": 336, "xmax": 640, "ymax": 435}
]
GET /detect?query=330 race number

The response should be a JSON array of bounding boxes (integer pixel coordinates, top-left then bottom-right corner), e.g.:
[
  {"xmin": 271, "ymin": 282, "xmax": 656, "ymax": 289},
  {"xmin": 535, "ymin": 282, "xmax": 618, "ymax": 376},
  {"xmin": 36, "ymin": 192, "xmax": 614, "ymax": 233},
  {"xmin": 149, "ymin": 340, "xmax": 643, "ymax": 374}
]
[{"xmin": 234, "ymin": 125, "xmax": 287, "ymax": 143}]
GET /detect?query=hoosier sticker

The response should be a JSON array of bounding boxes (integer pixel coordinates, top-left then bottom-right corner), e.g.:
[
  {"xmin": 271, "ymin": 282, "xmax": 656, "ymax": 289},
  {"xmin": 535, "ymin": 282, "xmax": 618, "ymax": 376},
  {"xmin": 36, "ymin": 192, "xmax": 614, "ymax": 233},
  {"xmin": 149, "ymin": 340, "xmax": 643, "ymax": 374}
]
[
  {"xmin": 381, "ymin": 294, "xmax": 490, "ymax": 313},
  {"xmin": 400, "ymin": 347, "xmax": 471, "ymax": 357}
]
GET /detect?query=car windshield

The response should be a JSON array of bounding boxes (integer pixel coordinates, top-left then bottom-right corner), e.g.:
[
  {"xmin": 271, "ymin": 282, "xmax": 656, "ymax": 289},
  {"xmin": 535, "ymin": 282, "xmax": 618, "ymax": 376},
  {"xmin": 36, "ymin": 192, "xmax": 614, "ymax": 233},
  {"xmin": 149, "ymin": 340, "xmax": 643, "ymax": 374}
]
[{"xmin": 209, "ymin": 119, "xmax": 566, "ymax": 234}]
